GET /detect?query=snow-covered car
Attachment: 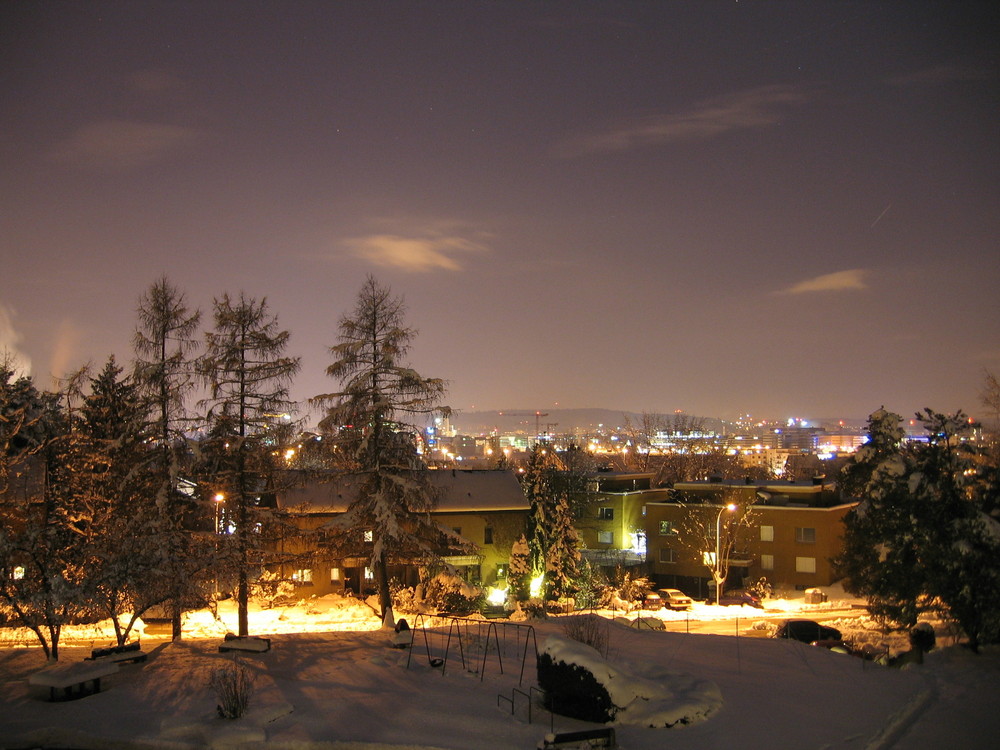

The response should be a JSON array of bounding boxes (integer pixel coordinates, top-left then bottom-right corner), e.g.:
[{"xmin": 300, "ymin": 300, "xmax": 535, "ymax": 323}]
[
  {"xmin": 717, "ymin": 590, "xmax": 763, "ymax": 608},
  {"xmin": 774, "ymin": 619, "xmax": 842, "ymax": 643},
  {"xmin": 656, "ymin": 588, "xmax": 693, "ymax": 610}
]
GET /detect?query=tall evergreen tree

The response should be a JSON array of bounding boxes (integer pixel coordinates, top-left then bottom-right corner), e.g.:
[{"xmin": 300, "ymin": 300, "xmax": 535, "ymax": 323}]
[
  {"xmin": 79, "ymin": 356, "xmax": 166, "ymax": 646},
  {"xmin": 133, "ymin": 277, "xmax": 203, "ymax": 640},
  {"xmin": 312, "ymin": 276, "xmax": 448, "ymax": 622},
  {"xmin": 837, "ymin": 408, "xmax": 1000, "ymax": 649},
  {"xmin": 199, "ymin": 292, "xmax": 301, "ymax": 637},
  {"xmin": 0, "ymin": 367, "xmax": 89, "ymax": 660},
  {"xmin": 521, "ymin": 444, "xmax": 580, "ymax": 601}
]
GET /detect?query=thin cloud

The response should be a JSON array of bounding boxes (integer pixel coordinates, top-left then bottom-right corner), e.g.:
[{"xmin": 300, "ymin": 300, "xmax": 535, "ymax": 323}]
[
  {"xmin": 0, "ymin": 303, "xmax": 31, "ymax": 377},
  {"xmin": 345, "ymin": 231, "xmax": 490, "ymax": 273},
  {"xmin": 778, "ymin": 269, "xmax": 869, "ymax": 295},
  {"xmin": 554, "ymin": 84, "xmax": 807, "ymax": 158},
  {"xmin": 47, "ymin": 119, "xmax": 202, "ymax": 170},
  {"xmin": 886, "ymin": 64, "xmax": 991, "ymax": 88}
]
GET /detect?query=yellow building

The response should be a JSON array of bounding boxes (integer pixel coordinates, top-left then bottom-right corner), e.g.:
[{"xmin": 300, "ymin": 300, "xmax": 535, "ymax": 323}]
[{"xmin": 274, "ymin": 469, "xmax": 529, "ymax": 595}]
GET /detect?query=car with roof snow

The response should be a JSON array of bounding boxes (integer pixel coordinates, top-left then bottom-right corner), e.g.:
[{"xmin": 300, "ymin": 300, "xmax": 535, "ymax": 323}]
[
  {"xmin": 774, "ymin": 619, "xmax": 842, "ymax": 643},
  {"xmin": 717, "ymin": 589, "xmax": 763, "ymax": 608}
]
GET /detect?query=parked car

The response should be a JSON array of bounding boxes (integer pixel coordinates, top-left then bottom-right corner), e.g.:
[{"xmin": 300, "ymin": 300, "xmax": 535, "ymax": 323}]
[
  {"xmin": 642, "ymin": 591, "xmax": 663, "ymax": 610},
  {"xmin": 717, "ymin": 590, "xmax": 763, "ymax": 608},
  {"xmin": 774, "ymin": 619, "xmax": 842, "ymax": 643},
  {"xmin": 657, "ymin": 588, "xmax": 694, "ymax": 610}
]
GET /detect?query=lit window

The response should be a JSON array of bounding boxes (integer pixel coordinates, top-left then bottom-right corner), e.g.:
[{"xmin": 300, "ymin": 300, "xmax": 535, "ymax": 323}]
[
  {"xmin": 598, "ymin": 507, "xmax": 614, "ymax": 521},
  {"xmin": 795, "ymin": 557, "xmax": 816, "ymax": 573},
  {"xmin": 760, "ymin": 525, "xmax": 774, "ymax": 542},
  {"xmin": 364, "ymin": 567, "xmax": 374, "ymax": 580},
  {"xmin": 659, "ymin": 520, "xmax": 676, "ymax": 536},
  {"xmin": 292, "ymin": 569, "xmax": 313, "ymax": 584},
  {"xmin": 659, "ymin": 548, "xmax": 676, "ymax": 564},
  {"xmin": 363, "ymin": 530, "xmax": 373, "ymax": 542},
  {"xmin": 795, "ymin": 527, "xmax": 816, "ymax": 544},
  {"xmin": 760, "ymin": 554, "xmax": 774, "ymax": 571},
  {"xmin": 496, "ymin": 564, "xmax": 507, "ymax": 579},
  {"xmin": 330, "ymin": 567, "xmax": 341, "ymax": 581},
  {"xmin": 598, "ymin": 530, "xmax": 613, "ymax": 544},
  {"xmin": 13, "ymin": 566, "xmax": 25, "ymax": 580}
]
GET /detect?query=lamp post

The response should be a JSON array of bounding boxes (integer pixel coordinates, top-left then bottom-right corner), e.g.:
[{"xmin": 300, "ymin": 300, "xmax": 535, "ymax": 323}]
[
  {"xmin": 214, "ymin": 493, "xmax": 225, "ymax": 534},
  {"xmin": 715, "ymin": 503, "xmax": 737, "ymax": 605}
]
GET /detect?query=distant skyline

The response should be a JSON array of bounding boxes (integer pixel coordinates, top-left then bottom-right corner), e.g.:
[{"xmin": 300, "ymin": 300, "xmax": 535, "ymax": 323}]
[{"xmin": 2, "ymin": 1, "xmax": 998, "ymax": 424}]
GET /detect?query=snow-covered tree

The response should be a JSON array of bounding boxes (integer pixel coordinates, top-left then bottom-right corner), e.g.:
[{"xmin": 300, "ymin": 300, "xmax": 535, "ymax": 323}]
[
  {"xmin": 0, "ymin": 368, "xmax": 89, "ymax": 660},
  {"xmin": 312, "ymin": 276, "xmax": 449, "ymax": 621},
  {"xmin": 133, "ymin": 277, "xmax": 203, "ymax": 640},
  {"xmin": 199, "ymin": 292, "xmax": 301, "ymax": 637},
  {"xmin": 838, "ymin": 408, "xmax": 1000, "ymax": 650},
  {"xmin": 507, "ymin": 534, "xmax": 531, "ymax": 603},
  {"xmin": 521, "ymin": 444, "xmax": 581, "ymax": 601},
  {"xmin": 79, "ymin": 356, "xmax": 169, "ymax": 646},
  {"xmin": 545, "ymin": 495, "xmax": 581, "ymax": 600}
]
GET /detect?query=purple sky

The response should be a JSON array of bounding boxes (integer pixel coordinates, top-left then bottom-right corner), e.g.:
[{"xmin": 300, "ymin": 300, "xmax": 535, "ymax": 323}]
[{"xmin": 2, "ymin": 1, "xmax": 997, "ymax": 425}]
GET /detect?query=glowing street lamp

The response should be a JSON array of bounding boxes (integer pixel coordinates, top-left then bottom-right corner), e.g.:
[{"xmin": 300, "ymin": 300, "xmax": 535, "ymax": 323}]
[
  {"xmin": 715, "ymin": 503, "xmax": 737, "ymax": 605},
  {"xmin": 214, "ymin": 493, "xmax": 225, "ymax": 534}
]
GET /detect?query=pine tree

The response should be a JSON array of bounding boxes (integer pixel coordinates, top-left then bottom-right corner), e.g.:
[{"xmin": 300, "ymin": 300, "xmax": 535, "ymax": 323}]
[
  {"xmin": 199, "ymin": 292, "xmax": 301, "ymax": 637},
  {"xmin": 133, "ymin": 277, "xmax": 203, "ymax": 640},
  {"xmin": 507, "ymin": 534, "xmax": 531, "ymax": 603},
  {"xmin": 0, "ymin": 367, "xmax": 89, "ymax": 660},
  {"xmin": 520, "ymin": 444, "xmax": 581, "ymax": 601},
  {"xmin": 79, "ymin": 356, "xmax": 165, "ymax": 646},
  {"xmin": 838, "ymin": 408, "xmax": 1000, "ymax": 649},
  {"xmin": 312, "ymin": 276, "xmax": 448, "ymax": 621},
  {"xmin": 545, "ymin": 495, "xmax": 581, "ymax": 601}
]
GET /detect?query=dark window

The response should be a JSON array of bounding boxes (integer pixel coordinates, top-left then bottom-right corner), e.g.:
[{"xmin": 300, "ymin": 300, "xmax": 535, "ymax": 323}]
[
  {"xmin": 484, "ymin": 526, "xmax": 494, "ymax": 545},
  {"xmin": 598, "ymin": 507, "xmax": 614, "ymax": 520},
  {"xmin": 795, "ymin": 527, "xmax": 816, "ymax": 544}
]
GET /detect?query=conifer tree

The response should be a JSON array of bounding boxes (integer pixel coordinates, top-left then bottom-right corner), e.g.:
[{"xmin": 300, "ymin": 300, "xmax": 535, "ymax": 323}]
[
  {"xmin": 313, "ymin": 276, "xmax": 448, "ymax": 622},
  {"xmin": 199, "ymin": 292, "xmax": 301, "ymax": 637},
  {"xmin": 133, "ymin": 277, "xmax": 202, "ymax": 640},
  {"xmin": 0, "ymin": 366, "xmax": 88, "ymax": 660},
  {"xmin": 80, "ymin": 356, "xmax": 165, "ymax": 646}
]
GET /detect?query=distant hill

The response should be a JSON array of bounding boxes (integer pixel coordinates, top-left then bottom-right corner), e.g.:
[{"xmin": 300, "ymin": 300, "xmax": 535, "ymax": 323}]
[
  {"xmin": 446, "ymin": 408, "xmax": 866, "ymax": 436},
  {"xmin": 448, "ymin": 408, "xmax": 727, "ymax": 436}
]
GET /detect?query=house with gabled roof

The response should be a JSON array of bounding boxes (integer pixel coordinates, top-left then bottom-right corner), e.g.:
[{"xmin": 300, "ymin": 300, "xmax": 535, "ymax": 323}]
[{"xmin": 272, "ymin": 468, "xmax": 529, "ymax": 596}]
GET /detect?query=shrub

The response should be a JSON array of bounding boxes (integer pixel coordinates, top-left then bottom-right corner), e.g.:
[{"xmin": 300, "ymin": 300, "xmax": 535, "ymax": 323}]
[
  {"xmin": 909, "ymin": 622, "xmax": 936, "ymax": 653},
  {"xmin": 421, "ymin": 570, "xmax": 485, "ymax": 615},
  {"xmin": 211, "ymin": 656, "xmax": 256, "ymax": 719},
  {"xmin": 561, "ymin": 614, "xmax": 609, "ymax": 658},
  {"xmin": 536, "ymin": 652, "xmax": 616, "ymax": 723}
]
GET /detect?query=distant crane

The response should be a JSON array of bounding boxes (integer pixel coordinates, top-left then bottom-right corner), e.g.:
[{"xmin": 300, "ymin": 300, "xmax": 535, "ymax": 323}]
[{"xmin": 496, "ymin": 410, "xmax": 550, "ymax": 440}]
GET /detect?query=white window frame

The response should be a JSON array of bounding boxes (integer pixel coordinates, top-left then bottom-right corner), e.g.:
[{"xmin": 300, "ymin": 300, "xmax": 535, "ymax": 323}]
[
  {"xmin": 760, "ymin": 554, "xmax": 774, "ymax": 571},
  {"xmin": 597, "ymin": 530, "xmax": 613, "ymax": 545},
  {"xmin": 795, "ymin": 556, "xmax": 816, "ymax": 573},
  {"xmin": 760, "ymin": 525, "xmax": 774, "ymax": 542}
]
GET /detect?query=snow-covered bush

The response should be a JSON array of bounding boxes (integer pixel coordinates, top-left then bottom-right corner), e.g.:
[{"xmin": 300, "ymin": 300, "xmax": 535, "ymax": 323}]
[
  {"xmin": 249, "ymin": 570, "xmax": 297, "ymax": 609},
  {"xmin": 420, "ymin": 570, "xmax": 485, "ymax": 615},
  {"xmin": 537, "ymin": 651, "xmax": 617, "ymax": 723},
  {"xmin": 389, "ymin": 579, "xmax": 419, "ymax": 614},
  {"xmin": 211, "ymin": 656, "xmax": 255, "ymax": 719},
  {"xmin": 538, "ymin": 634, "xmax": 722, "ymax": 728}
]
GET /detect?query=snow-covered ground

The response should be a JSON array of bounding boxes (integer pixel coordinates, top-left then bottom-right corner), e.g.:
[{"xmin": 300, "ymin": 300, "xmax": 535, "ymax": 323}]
[{"xmin": 1, "ymin": 591, "xmax": 998, "ymax": 749}]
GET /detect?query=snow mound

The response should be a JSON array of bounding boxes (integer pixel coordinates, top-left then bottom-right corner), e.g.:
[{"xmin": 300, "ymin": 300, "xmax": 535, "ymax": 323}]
[{"xmin": 543, "ymin": 634, "xmax": 722, "ymax": 728}]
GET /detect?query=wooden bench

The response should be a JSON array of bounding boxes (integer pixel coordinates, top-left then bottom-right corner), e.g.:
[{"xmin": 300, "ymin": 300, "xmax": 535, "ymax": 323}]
[
  {"xmin": 538, "ymin": 727, "xmax": 617, "ymax": 749},
  {"xmin": 86, "ymin": 641, "xmax": 147, "ymax": 664},
  {"xmin": 29, "ymin": 660, "xmax": 120, "ymax": 701},
  {"xmin": 218, "ymin": 634, "xmax": 271, "ymax": 653}
]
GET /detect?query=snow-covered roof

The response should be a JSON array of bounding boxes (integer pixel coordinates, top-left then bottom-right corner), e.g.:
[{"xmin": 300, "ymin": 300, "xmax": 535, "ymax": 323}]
[{"xmin": 276, "ymin": 469, "xmax": 529, "ymax": 514}]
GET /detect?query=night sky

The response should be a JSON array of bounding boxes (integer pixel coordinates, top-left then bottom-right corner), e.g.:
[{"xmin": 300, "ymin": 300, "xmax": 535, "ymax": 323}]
[{"xmin": 2, "ymin": 1, "xmax": 997, "ymax": 425}]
